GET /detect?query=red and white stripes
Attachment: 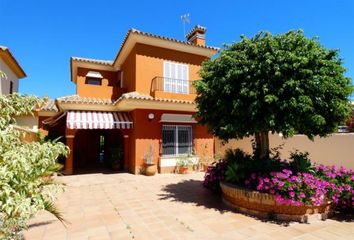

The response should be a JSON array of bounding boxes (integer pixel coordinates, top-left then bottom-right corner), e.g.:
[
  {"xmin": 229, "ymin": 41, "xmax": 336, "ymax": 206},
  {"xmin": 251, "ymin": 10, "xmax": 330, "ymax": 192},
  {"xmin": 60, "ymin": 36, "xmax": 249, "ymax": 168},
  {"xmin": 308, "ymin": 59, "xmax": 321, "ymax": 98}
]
[{"xmin": 67, "ymin": 111, "xmax": 132, "ymax": 129}]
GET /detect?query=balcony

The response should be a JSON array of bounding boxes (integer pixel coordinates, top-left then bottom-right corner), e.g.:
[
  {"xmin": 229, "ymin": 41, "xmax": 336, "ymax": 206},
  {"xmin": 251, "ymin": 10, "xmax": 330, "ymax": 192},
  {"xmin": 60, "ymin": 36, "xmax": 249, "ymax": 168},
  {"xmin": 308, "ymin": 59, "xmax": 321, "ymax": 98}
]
[{"xmin": 151, "ymin": 77, "xmax": 197, "ymax": 101}]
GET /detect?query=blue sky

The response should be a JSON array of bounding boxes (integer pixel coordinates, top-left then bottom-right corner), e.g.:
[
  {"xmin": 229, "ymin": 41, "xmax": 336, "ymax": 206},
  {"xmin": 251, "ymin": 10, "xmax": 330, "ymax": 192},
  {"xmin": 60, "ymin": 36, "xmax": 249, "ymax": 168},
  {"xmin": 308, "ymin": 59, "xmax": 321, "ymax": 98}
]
[{"xmin": 1, "ymin": 0, "xmax": 353, "ymax": 98}]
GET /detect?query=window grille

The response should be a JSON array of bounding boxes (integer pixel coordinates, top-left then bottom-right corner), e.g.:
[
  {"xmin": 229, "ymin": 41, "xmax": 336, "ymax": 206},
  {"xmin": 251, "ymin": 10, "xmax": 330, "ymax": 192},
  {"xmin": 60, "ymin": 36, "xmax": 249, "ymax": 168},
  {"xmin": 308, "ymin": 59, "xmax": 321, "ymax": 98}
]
[{"xmin": 162, "ymin": 125, "xmax": 192, "ymax": 156}]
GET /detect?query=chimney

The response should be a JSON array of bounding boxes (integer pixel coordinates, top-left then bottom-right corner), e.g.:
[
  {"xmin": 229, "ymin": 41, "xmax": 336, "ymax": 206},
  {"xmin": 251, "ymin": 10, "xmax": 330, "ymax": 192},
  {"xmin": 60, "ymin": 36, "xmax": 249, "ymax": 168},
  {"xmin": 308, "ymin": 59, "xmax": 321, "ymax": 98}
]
[{"xmin": 186, "ymin": 25, "xmax": 207, "ymax": 46}]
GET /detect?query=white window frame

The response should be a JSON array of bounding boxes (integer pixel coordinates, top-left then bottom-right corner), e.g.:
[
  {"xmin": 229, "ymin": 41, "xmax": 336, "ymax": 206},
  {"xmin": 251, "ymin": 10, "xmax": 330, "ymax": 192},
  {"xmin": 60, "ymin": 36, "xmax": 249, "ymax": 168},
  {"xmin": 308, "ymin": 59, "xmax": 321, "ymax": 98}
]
[
  {"xmin": 163, "ymin": 61, "xmax": 189, "ymax": 94},
  {"xmin": 162, "ymin": 125, "xmax": 193, "ymax": 156}
]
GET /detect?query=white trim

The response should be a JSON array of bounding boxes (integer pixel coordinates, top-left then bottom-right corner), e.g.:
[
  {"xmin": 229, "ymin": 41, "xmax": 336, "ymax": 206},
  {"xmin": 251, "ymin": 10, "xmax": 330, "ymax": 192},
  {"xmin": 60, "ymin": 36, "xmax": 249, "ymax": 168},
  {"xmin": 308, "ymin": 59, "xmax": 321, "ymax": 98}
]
[
  {"xmin": 159, "ymin": 156, "xmax": 200, "ymax": 167},
  {"xmin": 160, "ymin": 157, "xmax": 177, "ymax": 167},
  {"xmin": 86, "ymin": 71, "xmax": 103, "ymax": 78}
]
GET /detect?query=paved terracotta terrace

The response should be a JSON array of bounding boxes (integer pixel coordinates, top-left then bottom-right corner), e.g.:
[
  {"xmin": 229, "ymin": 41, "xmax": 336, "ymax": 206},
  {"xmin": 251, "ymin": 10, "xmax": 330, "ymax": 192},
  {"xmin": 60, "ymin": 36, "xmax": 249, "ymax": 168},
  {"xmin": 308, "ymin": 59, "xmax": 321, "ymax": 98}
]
[{"xmin": 24, "ymin": 172, "xmax": 354, "ymax": 240}]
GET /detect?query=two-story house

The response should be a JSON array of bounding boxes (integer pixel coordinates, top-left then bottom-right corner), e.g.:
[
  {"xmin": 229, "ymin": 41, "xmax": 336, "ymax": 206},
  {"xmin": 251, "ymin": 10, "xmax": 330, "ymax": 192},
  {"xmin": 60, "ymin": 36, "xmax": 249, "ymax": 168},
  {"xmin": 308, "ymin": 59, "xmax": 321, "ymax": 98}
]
[
  {"xmin": 0, "ymin": 45, "xmax": 26, "ymax": 95},
  {"xmin": 40, "ymin": 25, "xmax": 219, "ymax": 174}
]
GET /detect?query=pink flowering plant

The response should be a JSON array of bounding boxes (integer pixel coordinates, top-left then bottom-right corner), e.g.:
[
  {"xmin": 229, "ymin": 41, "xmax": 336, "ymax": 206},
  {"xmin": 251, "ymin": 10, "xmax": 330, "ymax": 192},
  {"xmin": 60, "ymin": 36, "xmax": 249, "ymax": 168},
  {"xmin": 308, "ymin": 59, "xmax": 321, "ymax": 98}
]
[
  {"xmin": 203, "ymin": 148, "xmax": 353, "ymax": 211},
  {"xmin": 246, "ymin": 170, "xmax": 329, "ymax": 206},
  {"xmin": 245, "ymin": 167, "xmax": 353, "ymax": 210},
  {"xmin": 315, "ymin": 165, "xmax": 354, "ymax": 209},
  {"xmin": 203, "ymin": 160, "xmax": 227, "ymax": 193}
]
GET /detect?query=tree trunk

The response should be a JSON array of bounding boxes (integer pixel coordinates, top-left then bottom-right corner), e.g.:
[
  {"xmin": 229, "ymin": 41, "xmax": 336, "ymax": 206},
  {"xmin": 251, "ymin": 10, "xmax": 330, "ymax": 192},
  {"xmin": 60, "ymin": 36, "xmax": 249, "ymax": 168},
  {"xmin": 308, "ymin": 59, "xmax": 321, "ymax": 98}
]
[{"xmin": 255, "ymin": 131, "xmax": 270, "ymax": 159}]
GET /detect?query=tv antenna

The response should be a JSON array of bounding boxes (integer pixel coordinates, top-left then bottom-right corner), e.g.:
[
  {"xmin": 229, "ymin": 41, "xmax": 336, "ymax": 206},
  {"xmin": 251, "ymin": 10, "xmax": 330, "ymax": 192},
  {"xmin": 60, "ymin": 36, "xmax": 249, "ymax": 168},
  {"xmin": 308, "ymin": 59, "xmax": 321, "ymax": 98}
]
[{"xmin": 181, "ymin": 13, "xmax": 190, "ymax": 38}]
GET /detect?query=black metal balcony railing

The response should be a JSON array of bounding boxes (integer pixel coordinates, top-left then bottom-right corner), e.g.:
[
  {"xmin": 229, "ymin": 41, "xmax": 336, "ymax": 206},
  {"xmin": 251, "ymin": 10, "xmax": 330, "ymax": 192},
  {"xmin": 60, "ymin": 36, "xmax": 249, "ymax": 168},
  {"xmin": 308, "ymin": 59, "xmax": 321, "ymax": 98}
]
[{"xmin": 151, "ymin": 77, "xmax": 196, "ymax": 95}]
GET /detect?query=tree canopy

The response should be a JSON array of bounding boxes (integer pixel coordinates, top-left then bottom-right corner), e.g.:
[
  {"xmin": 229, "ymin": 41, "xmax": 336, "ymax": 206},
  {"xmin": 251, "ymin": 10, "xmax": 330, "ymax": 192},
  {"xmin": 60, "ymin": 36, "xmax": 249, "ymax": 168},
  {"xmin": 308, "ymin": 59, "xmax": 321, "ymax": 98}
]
[{"xmin": 195, "ymin": 30, "xmax": 352, "ymax": 158}]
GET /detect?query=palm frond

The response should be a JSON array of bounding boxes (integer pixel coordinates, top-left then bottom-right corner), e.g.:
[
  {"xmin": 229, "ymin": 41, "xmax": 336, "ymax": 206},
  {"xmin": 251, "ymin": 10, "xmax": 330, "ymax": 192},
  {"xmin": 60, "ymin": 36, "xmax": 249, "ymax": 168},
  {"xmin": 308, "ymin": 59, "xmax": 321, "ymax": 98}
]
[{"xmin": 43, "ymin": 200, "xmax": 68, "ymax": 226}]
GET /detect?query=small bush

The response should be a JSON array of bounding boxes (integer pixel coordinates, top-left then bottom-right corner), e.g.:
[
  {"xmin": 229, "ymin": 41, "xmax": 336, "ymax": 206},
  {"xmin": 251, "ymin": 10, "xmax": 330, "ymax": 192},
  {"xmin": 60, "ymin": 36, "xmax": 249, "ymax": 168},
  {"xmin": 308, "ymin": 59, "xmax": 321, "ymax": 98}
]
[
  {"xmin": 224, "ymin": 149, "xmax": 253, "ymax": 184},
  {"xmin": 203, "ymin": 160, "xmax": 227, "ymax": 194},
  {"xmin": 289, "ymin": 151, "xmax": 314, "ymax": 173}
]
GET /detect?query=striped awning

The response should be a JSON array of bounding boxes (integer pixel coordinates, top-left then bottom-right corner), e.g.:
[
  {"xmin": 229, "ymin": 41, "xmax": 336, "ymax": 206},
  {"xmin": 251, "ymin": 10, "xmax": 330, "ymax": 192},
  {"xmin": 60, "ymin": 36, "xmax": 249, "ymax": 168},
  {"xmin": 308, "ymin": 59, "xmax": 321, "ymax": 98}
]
[{"xmin": 67, "ymin": 111, "xmax": 133, "ymax": 129}]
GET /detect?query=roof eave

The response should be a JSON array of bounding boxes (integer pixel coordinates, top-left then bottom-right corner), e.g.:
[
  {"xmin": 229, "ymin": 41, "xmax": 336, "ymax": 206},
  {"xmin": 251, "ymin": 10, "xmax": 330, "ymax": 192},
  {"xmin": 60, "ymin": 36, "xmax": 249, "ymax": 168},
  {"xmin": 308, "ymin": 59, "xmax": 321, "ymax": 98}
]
[
  {"xmin": 38, "ymin": 110, "xmax": 58, "ymax": 117},
  {"xmin": 112, "ymin": 30, "xmax": 219, "ymax": 68},
  {"xmin": 57, "ymin": 102, "xmax": 117, "ymax": 112},
  {"xmin": 115, "ymin": 98, "xmax": 196, "ymax": 112},
  {"xmin": 70, "ymin": 57, "xmax": 116, "ymax": 83},
  {"xmin": 0, "ymin": 48, "xmax": 26, "ymax": 79}
]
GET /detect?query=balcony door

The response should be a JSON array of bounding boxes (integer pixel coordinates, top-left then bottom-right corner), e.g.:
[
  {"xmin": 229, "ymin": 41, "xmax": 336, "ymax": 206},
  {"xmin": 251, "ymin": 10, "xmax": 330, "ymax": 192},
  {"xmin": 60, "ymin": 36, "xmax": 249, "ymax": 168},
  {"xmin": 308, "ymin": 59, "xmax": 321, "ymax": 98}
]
[{"xmin": 163, "ymin": 61, "xmax": 189, "ymax": 94}]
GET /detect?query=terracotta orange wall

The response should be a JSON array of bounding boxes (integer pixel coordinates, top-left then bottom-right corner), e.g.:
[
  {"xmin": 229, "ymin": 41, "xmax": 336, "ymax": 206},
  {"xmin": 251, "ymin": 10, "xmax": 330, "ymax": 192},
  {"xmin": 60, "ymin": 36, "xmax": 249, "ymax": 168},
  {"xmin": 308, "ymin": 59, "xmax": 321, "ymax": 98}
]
[
  {"xmin": 129, "ymin": 109, "xmax": 213, "ymax": 174},
  {"xmin": 193, "ymin": 123, "xmax": 214, "ymax": 161},
  {"xmin": 134, "ymin": 43, "xmax": 207, "ymax": 96},
  {"xmin": 76, "ymin": 67, "xmax": 123, "ymax": 99},
  {"xmin": 120, "ymin": 46, "xmax": 136, "ymax": 93}
]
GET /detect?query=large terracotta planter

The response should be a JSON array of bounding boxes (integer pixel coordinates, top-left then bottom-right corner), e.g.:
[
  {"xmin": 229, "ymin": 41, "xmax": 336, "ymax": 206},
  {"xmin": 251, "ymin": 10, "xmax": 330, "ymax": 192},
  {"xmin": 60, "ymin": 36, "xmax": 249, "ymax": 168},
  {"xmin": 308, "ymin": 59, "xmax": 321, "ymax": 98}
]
[
  {"xmin": 220, "ymin": 181, "xmax": 333, "ymax": 223},
  {"xmin": 144, "ymin": 164, "xmax": 156, "ymax": 176}
]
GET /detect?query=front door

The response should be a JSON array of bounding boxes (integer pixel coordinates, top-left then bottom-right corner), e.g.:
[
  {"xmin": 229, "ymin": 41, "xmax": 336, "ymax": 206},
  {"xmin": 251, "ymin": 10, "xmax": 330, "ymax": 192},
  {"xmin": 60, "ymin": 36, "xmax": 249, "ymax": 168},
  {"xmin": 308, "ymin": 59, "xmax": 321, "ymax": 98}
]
[{"xmin": 74, "ymin": 129, "xmax": 124, "ymax": 172}]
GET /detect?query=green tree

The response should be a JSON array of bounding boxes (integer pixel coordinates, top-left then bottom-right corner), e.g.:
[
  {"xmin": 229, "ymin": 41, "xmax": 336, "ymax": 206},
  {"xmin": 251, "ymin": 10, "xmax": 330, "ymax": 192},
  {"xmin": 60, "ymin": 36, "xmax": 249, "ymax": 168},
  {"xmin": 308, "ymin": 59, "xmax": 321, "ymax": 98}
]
[
  {"xmin": 195, "ymin": 30, "xmax": 352, "ymax": 159},
  {"xmin": 0, "ymin": 93, "xmax": 68, "ymax": 239}
]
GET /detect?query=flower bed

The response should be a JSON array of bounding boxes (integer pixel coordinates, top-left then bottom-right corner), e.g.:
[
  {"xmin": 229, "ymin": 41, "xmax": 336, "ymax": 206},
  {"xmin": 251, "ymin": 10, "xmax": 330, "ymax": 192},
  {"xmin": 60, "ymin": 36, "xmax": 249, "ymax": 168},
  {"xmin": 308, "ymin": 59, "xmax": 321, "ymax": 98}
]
[
  {"xmin": 245, "ymin": 167, "xmax": 354, "ymax": 209},
  {"xmin": 220, "ymin": 181, "xmax": 333, "ymax": 222},
  {"xmin": 204, "ymin": 149, "xmax": 353, "ymax": 222}
]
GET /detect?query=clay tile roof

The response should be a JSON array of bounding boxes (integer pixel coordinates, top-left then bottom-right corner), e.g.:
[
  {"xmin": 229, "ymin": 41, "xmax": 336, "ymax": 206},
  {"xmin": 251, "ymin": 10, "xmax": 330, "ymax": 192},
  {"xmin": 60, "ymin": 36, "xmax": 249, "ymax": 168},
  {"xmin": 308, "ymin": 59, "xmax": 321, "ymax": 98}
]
[
  {"xmin": 185, "ymin": 25, "xmax": 207, "ymax": 39},
  {"xmin": 118, "ymin": 91, "xmax": 153, "ymax": 101},
  {"xmin": 41, "ymin": 99, "xmax": 58, "ymax": 112},
  {"xmin": 115, "ymin": 91, "xmax": 194, "ymax": 105},
  {"xmin": 129, "ymin": 28, "xmax": 219, "ymax": 51},
  {"xmin": 0, "ymin": 45, "xmax": 8, "ymax": 50},
  {"xmin": 57, "ymin": 95, "xmax": 115, "ymax": 105},
  {"xmin": 71, "ymin": 56, "xmax": 113, "ymax": 66},
  {"xmin": 154, "ymin": 97, "xmax": 194, "ymax": 104}
]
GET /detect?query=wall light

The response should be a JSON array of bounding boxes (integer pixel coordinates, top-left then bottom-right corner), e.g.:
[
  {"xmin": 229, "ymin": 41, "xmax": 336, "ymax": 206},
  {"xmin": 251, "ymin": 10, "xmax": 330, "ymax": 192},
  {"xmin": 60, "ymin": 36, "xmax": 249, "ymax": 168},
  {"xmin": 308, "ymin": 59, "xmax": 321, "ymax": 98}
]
[{"xmin": 148, "ymin": 113, "xmax": 155, "ymax": 120}]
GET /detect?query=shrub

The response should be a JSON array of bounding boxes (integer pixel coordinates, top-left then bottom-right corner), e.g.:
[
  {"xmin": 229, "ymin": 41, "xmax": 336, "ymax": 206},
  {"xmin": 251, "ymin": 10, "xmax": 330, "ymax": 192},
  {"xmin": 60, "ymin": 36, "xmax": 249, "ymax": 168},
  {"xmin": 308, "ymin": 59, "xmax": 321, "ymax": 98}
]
[
  {"xmin": 205, "ymin": 148, "xmax": 286, "ymax": 191},
  {"xmin": 0, "ymin": 94, "xmax": 68, "ymax": 239},
  {"xmin": 224, "ymin": 148, "xmax": 285, "ymax": 185},
  {"xmin": 224, "ymin": 149, "xmax": 253, "ymax": 184},
  {"xmin": 289, "ymin": 151, "xmax": 315, "ymax": 173},
  {"xmin": 203, "ymin": 160, "xmax": 227, "ymax": 194}
]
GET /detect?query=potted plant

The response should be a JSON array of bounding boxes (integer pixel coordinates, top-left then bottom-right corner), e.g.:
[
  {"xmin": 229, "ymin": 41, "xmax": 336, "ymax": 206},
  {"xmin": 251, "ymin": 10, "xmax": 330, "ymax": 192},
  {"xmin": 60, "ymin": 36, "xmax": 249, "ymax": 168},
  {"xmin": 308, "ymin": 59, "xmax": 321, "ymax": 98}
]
[
  {"xmin": 143, "ymin": 144, "xmax": 156, "ymax": 176},
  {"xmin": 176, "ymin": 156, "xmax": 191, "ymax": 174}
]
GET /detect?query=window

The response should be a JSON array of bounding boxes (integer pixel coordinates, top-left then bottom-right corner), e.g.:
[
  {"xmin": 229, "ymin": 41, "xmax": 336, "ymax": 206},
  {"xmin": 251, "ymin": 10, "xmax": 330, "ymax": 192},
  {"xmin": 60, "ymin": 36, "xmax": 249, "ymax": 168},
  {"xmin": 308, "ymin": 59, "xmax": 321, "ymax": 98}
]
[
  {"xmin": 9, "ymin": 81, "xmax": 13, "ymax": 94},
  {"xmin": 162, "ymin": 125, "xmax": 192, "ymax": 155},
  {"xmin": 163, "ymin": 61, "xmax": 189, "ymax": 94},
  {"xmin": 86, "ymin": 78, "xmax": 101, "ymax": 85}
]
